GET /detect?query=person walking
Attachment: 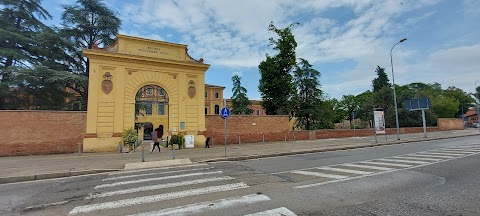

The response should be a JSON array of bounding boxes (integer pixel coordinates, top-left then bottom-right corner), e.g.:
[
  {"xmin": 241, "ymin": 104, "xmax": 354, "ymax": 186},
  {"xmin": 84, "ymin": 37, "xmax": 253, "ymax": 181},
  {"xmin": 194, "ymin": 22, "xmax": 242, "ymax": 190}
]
[
  {"xmin": 151, "ymin": 127, "xmax": 161, "ymax": 153},
  {"xmin": 205, "ymin": 137, "xmax": 211, "ymax": 148}
]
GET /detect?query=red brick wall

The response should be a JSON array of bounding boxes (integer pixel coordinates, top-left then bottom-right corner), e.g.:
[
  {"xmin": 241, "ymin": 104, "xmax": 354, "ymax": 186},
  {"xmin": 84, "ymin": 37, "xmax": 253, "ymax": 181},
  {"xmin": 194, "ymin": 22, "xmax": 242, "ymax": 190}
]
[
  {"xmin": 205, "ymin": 115, "xmax": 290, "ymax": 144},
  {"xmin": 437, "ymin": 118, "xmax": 464, "ymax": 130},
  {"xmin": 205, "ymin": 116, "xmax": 461, "ymax": 144},
  {"xmin": 0, "ymin": 111, "xmax": 86, "ymax": 156}
]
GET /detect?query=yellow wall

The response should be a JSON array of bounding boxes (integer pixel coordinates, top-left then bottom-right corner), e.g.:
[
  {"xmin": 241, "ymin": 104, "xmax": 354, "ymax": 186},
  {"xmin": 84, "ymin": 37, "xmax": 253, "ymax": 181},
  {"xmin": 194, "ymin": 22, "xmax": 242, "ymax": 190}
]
[
  {"xmin": 204, "ymin": 86, "xmax": 224, "ymax": 115},
  {"xmin": 83, "ymin": 34, "xmax": 210, "ymax": 152}
]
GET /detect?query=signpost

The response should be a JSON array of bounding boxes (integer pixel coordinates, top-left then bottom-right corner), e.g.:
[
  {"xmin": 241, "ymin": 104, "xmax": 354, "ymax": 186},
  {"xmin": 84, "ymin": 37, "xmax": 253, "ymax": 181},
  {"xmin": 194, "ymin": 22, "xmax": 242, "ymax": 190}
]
[
  {"xmin": 405, "ymin": 98, "xmax": 431, "ymax": 138},
  {"xmin": 220, "ymin": 99, "xmax": 230, "ymax": 157},
  {"xmin": 373, "ymin": 108, "xmax": 387, "ymax": 143}
]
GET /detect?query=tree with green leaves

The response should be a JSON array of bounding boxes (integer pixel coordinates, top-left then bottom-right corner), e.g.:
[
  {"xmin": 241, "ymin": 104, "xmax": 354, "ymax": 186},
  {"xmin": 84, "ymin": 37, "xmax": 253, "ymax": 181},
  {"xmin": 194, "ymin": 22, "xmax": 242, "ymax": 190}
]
[
  {"xmin": 293, "ymin": 58, "xmax": 324, "ymax": 130},
  {"xmin": 339, "ymin": 94, "xmax": 360, "ymax": 127},
  {"xmin": 372, "ymin": 66, "xmax": 390, "ymax": 92},
  {"xmin": 443, "ymin": 86, "xmax": 475, "ymax": 117},
  {"xmin": 259, "ymin": 22, "xmax": 298, "ymax": 115},
  {"xmin": 61, "ymin": 0, "xmax": 121, "ymax": 102},
  {"xmin": 0, "ymin": 0, "xmax": 51, "ymax": 70},
  {"xmin": 230, "ymin": 74, "xmax": 252, "ymax": 115}
]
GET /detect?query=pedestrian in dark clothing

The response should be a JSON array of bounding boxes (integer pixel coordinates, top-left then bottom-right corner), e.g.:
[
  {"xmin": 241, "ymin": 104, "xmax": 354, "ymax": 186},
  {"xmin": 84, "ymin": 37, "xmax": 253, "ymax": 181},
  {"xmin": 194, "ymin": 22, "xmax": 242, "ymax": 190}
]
[
  {"xmin": 151, "ymin": 128, "xmax": 161, "ymax": 153},
  {"xmin": 205, "ymin": 137, "xmax": 210, "ymax": 148}
]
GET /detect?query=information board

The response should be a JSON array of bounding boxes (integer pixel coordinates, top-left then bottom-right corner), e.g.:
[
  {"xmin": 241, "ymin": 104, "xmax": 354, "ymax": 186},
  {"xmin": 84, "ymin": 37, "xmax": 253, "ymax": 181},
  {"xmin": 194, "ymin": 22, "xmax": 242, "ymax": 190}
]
[
  {"xmin": 374, "ymin": 111, "xmax": 386, "ymax": 135},
  {"xmin": 184, "ymin": 135, "xmax": 195, "ymax": 148}
]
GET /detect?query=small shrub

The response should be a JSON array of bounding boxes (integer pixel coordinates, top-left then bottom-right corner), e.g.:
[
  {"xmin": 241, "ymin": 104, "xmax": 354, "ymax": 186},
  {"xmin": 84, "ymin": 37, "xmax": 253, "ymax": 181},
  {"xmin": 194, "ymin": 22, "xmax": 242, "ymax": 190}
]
[
  {"xmin": 122, "ymin": 128, "xmax": 138, "ymax": 147},
  {"xmin": 170, "ymin": 134, "xmax": 184, "ymax": 148}
]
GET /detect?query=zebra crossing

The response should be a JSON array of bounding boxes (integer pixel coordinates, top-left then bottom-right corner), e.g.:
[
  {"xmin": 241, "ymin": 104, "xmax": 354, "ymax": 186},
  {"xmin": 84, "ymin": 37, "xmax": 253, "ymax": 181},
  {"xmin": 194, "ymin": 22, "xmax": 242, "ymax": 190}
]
[
  {"xmin": 69, "ymin": 163, "xmax": 296, "ymax": 216},
  {"xmin": 271, "ymin": 145, "xmax": 480, "ymax": 189}
]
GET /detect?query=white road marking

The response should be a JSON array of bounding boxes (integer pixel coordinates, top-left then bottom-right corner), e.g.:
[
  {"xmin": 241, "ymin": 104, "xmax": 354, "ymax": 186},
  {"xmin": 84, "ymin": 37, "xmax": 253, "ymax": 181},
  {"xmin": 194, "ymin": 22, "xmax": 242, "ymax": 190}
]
[
  {"xmin": 339, "ymin": 164, "xmax": 393, "ymax": 171},
  {"xmin": 376, "ymin": 158, "xmax": 429, "ymax": 164},
  {"xmin": 245, "ymin": 207, "xmax": 297, "ymax": 216},
  {"xmin": 412, "ymin": 154, "xmax": 453, "ymax": 159},
  {"xmin": 103, "ymin": 167, "xmax": 213, "ymax": 181},
  {"xmin": 87, "ymin": 176, "xmax": 235, "ymax": 199},
  {"xmin": 109, "ymin": 164, "xmax": 209, "ymax": 175},
  {"xmin": 435, "ymin": 150, "xmax": 475, "ymax": 154},
  {"xmin": 95, "ymin": 171, "xmax": 223, "ymax": 189},
  {"xmin": 358, "ymin": 161, "xmax": 412, "ymax": 168},
  {"xmin": 317, "ymin": 167, "xmax": 373, "ymax": 175},
  {"xmin": 69, "ymin": 183, "xmax": 249, "ymax": 214},
  {"xmin": 444, "ymin": 148, "xmax": 480, "ymax": 152},
  {"xmin": 392, "ymin": 156, "xmax": 441, "ymax": 161},
  {"xmin": 294, "ymin": 150, "xmax": 480, "ymax": 189},
  {"xmin": 421, "ymin": 152, "xmax": 465, "ymax": 156},
  {"xmin": 128, "ymin": 194, "xmax": 270, "ymax": 216},
  {"xmin": 290, "ymin": 170, "xmax": 348, "ymax": 179}
]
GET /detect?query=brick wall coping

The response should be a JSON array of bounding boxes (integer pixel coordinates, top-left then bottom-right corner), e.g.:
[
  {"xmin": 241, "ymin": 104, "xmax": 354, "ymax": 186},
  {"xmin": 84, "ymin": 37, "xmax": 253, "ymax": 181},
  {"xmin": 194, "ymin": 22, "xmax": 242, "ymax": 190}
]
[{"xmin": 0, "ymin": 110, "xmax": 87, "ymax": 113}]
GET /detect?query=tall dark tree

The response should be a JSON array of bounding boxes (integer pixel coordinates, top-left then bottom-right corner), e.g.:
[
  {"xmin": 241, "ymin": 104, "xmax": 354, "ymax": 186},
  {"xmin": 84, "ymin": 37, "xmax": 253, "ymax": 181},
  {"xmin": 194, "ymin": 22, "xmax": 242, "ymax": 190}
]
[
  {"xmin": 372, "ymin": 66, "xmax": 390, "ymax": 92},
  {"xmin": 340, "ymin": 94, "xmax": 360, "ymax": 127},
  {"xmin": 294, "ymin": 58, "xmax": 323, "ymax": 130},
  {"xmin": 259, "ymin": 22, "xmax": 298, "ymax": 115},
  {"xmin": 0, "ymin": 0, "xmax": 51, "ymax": 71},
  {"xmin": 61, "ymin": 0, "xmax": 121, "ymax": 102},
  {"xmin": 230, "ymin": 74, "xmax": 252, "ymax": 115}
]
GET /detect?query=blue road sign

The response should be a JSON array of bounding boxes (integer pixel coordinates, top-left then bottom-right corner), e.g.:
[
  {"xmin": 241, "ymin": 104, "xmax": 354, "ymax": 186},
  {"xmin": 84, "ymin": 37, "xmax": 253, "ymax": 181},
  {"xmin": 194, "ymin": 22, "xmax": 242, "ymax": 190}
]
[
  {"xmin": 220, "ymin": 107, "xmax": 231, "ymax": 118},
  {"xmin": 405, "ymin": 98, "xmax": 431, "ymax": 111}
]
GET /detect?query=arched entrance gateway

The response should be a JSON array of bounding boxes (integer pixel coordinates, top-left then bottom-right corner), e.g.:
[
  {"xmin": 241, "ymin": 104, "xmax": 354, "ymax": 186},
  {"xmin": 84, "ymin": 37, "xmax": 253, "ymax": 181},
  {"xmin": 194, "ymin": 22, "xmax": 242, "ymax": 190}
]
[{"xmin": 82, "ymin": 34, "xmax": 209, "ymax": 152}]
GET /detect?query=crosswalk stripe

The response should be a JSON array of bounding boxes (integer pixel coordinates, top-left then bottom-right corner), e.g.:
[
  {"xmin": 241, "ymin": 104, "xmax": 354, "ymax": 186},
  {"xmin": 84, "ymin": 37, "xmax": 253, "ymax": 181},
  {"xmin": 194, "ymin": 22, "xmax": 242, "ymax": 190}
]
[
  {"xmin": 422, "ymin": 152, "xmax": 464, "ymax": 156},
  {"xmin": 435, "ymin": 150, "xmax": 475, "ymax": 154},
  {"xmin": 109, "ymin": 164, "xmax": 209, "ymax": 175},
  {"xmin": 127, "ymin": 194, "xmax": 270, "ymax": 216},
  {"xmin": 444, "ymin": 148, "xmax": 480, "ymax": 152},
  {"xmin": 69, "ymin": 182, "xmax": 249, "ymax": 214},
  {"xmin": 392, "ymin": 156, "xmax": 441, "ymax": 161},
  {"xmin": 245, "ymin": 207, "xmax": 297, "ymax": 216},
  {"xmin": 412, "ymin": 154, "xmax": 453, "ymax": 159},
  {"xmin": 376, "ymin": 158, "xmax": 429, "ymax": 164},
  {"xmin": 95, "ymin": 171, "xmax": 223, "ymax": 189},
  {"xmin": 103, "ymin": 167, "xmax": 213, "ymax": 181},
  {"xmin": 290, "ymin": 170, "xmax": 348, "ymax": 179},
  {"xmin": 340, "ymin": 164, "xmax": 393, "ymax": 171},
  {"xmin": 358, "ymin": 161, "xmax": 412, "ymax": 167},
  {"xmin": 87, "ymin": 176, "xmax": 235, "ymax": 199},
  {"xmin": 317, "ymin": 167, "xmax": 373, "ymax": 175}
]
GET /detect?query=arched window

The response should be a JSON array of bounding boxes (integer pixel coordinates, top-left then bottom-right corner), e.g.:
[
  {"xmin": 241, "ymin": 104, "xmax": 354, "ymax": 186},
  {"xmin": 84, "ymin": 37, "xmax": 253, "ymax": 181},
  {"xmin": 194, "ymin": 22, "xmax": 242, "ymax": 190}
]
[{"xmin": 214, "ymin": 105, "xmax": 220, "ymax": 114}]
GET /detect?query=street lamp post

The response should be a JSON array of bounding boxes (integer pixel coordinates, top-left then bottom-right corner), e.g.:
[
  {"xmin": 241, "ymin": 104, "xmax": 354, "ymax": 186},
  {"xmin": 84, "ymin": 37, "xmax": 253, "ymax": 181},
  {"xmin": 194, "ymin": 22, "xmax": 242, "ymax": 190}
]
[
  {"xmin": 476, "ymin": 80, "xmax": 480, "ymax": 132},
  {"xmin": 390, "ymin": 38, "xmax": 407, "ymax": 140}
]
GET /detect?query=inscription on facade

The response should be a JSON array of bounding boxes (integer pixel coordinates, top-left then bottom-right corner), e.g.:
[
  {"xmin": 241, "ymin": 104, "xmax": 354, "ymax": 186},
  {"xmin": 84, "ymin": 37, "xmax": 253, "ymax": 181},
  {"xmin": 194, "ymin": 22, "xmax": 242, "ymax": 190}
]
[{"xmin": 137, "ymin": 46, "xmax": 169, "ymax": 55}]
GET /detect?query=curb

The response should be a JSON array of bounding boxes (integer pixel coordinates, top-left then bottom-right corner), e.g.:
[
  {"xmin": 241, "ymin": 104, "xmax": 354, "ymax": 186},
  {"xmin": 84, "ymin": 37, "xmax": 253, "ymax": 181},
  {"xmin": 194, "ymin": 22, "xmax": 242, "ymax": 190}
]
[
  {"xmin": 198, "ymin": 133, "xmax": 479, "ymax": 163},
  {"xmin": 0, "ymin": 169, "xmax": 119, "ymax": 185}
]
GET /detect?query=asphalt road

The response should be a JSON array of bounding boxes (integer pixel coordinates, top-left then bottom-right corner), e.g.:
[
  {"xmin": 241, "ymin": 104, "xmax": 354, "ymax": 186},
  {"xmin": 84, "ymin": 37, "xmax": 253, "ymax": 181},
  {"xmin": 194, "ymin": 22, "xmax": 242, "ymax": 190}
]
[{"xmin": 0, "ymin": 136, "xmax": 479, "ymax": 216}]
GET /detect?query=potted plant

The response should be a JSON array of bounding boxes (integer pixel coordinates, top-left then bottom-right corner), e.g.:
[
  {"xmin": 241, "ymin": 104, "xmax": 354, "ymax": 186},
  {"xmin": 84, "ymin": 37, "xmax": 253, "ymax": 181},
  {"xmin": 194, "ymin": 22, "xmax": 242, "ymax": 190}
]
[
  {"xmin": 169, "ymin": 134, "xmax": 184, "ymax": 149},
  {"xmin": 122, "ymin": 128, "xmax": 138, "ymax": 152}
]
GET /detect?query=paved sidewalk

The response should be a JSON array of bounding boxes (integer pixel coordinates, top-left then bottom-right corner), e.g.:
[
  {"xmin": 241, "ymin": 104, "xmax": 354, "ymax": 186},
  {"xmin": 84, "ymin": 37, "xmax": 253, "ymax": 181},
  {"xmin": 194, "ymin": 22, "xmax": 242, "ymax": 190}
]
[{"xmin": 0, "ymin": 129, "xmax": 478, "ymax": 184}]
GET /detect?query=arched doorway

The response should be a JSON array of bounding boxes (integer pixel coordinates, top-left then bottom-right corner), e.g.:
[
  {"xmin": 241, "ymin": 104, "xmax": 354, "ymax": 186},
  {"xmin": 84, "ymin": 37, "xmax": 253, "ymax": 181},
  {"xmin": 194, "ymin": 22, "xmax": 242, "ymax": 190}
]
[{"xmin": 135, "ymin": 85, "xmax": 169, "ymax": 140}]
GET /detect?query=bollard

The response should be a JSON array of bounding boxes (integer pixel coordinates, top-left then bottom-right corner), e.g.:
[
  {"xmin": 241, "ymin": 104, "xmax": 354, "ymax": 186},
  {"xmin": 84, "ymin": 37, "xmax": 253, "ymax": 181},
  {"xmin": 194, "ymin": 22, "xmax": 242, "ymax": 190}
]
[
  {"xmin": 293, "ymin": 133, "xmax": 296, "ymax": 142},
  {"xmin": 118, "ymin": 143, "xmax": 122, "ymax": 154},
  {"xmin": 238, "ymin": 135, "xmax": 241, "ymax": 145},
  {"xmin": 284, "ymin": 134, "xmax": 286, "ymax": 143},
  {"xmin": 212, "ymin": 137, "xmax": 214, "ymax": 146},
  {"xmin": 77, "ymin": 143, "xmax": 81, "ymax": 156},
  {"xmin": 173, "ymin": 144, "xmax": 176, "ymax": 159},
  {"xmin": 262, "ymin": 133, "xmax": 265, "ymax": 143},
  {"xmin": 141, "ymin": 146, "xmax": 145, "ymax": 162}
]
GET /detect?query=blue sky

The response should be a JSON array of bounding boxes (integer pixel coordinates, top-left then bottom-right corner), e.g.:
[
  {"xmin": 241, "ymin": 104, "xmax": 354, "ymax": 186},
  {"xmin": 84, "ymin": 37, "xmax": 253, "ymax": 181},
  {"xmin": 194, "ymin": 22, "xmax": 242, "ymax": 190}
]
[{"xmin": 42, "ymin": 0, "xmax": 480, "ymax": 100}]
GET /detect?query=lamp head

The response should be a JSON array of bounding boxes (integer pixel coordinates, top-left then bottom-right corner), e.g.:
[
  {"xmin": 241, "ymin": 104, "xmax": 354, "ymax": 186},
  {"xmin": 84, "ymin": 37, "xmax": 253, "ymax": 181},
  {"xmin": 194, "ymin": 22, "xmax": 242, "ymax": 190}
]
[{"xmin": 400, "ymin": 38, "xmax": 407, "ymax": 43}]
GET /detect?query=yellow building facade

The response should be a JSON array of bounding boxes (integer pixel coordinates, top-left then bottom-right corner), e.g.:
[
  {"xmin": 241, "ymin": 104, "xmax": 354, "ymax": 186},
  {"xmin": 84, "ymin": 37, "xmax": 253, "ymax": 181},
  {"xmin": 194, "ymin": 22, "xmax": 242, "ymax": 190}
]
[{"xmin": 83, "ymin": 34, "xmax": 209, "ymax": 152}]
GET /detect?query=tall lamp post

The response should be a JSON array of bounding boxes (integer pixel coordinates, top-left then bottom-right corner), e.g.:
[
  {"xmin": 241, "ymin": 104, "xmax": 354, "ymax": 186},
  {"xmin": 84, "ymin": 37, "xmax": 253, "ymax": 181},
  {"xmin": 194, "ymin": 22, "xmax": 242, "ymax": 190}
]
[
  {"xmin": 476, "ymin": 80, "xmax": 480, "ymax": 132},
  {"xmin": 390, "ymin": 38, "xmax": 407, "ymax": 140}
]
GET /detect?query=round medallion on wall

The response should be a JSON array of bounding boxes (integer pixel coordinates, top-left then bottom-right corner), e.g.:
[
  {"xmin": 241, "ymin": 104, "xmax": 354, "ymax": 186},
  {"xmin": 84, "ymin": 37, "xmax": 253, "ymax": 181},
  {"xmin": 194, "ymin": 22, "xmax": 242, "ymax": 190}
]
[
  {"xmin": 102, "ymin": 72, "xmax": 113, "ymax": 94},
  {"xmin": 188, "ymin": 80, "xmax": 196, "ymax": 99}
]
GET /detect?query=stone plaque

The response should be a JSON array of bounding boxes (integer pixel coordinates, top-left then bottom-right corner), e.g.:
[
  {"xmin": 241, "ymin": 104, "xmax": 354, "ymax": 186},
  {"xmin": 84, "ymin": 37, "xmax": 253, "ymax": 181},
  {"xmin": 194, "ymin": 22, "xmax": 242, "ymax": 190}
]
[
  {"xmin": 188, "ymin": 80, "xmax": 196, "ymax": 98},
  {"xmin": 102, "ymin": 72, "xmax": 113, "ymax": 94}
]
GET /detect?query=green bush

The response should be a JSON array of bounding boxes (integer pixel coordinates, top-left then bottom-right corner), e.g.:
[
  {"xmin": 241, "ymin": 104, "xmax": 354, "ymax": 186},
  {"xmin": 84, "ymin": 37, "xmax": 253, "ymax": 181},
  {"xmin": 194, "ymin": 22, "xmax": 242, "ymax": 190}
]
[
  {"xmin": 122, "ymin": 128, "xmax": 138, "ymax": 147},
  {"xmin": 170, "ymin": 134, "xmax": 184, "ymax": 148}
]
